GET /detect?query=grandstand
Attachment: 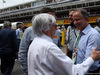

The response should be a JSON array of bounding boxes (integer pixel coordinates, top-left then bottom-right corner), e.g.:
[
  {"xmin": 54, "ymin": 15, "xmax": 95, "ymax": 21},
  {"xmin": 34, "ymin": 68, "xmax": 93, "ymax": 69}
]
[{"xmin": 0, "ymin": 0, "xmax": 100, "ymax": 27}]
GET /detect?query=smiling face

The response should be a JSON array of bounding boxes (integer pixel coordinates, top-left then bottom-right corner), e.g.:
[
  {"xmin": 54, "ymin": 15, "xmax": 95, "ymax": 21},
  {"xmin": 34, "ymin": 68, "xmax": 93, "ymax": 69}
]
[{"xmin": 73, "ymin": 11, "xmax": 88, "ymax": 32}]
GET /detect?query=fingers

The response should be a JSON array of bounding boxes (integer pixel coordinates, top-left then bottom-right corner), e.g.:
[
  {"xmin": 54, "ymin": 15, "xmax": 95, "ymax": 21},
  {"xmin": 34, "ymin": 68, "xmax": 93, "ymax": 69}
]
[{"xmin": 94, "ymin": 46, "xmax": 98, "ymax": 51}]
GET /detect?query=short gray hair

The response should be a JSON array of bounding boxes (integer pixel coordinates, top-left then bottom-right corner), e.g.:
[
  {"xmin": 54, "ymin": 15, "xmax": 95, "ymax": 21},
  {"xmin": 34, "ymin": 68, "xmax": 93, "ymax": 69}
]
[
  {"xmin": 74, "ymin": 8, "xmax": 89, "ymax": 18},
  {"xmin": 32, "ymin": 13, "xmax": 56, "ymax": 36},
  {"xmin": 4, "ymin": 21, "xmax": 11, "ymax": 28}
]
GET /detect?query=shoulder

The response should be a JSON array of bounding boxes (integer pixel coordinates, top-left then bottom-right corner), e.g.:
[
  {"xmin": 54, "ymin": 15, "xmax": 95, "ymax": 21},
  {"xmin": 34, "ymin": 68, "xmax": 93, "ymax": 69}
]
[
  {"xmin": 26, "ymin": 27, "xmax": 32, "ymax": 30},
  {"xmin": 84, "ymin": 25, "xmax": 99, "ymax": 35},
  {"xmin": 56, "ymin": 30, "xmax": 60, "ymax": 34},
  {"xmin": 34, "ymin": 37, "xmax": 55, "ymax": 48},
  {"xmin": 4, "ymin": 28, "xmax": 11, "ymax": 32},
  {"xmin": 23, "ymin": 27, "xmax": 35, "ymax": 38},
  {"xmin": 91, "ymin": 27, "xmax": 99, "ymax": 34},
  {"xmin": 24, "ymin": 27, "xmax": 32, "ymax": 33},
  {"xmin": 11, "ymin": 29, "xmax": 16, "ymax": 32},
  {"xmin": 94, "ymin": 26, "xmax": 100, "ymax": 32},
  {"xmin": 2, "ymin": 28, "xmax": 12, "ymax": 35},
  {"xmin": 16, "ymin": 28, "xmax": 19, "ymax": 31},
  {"xmin": 67, "ymin": 26, "xmax": 71, "ymax": 29},
  {"xmin": 11, "ymin": 29, "xmax": 16, "ymax": 33},
  {"xmin": 94, "ymin": 26, "xmax": 98, "ymax": 29},
  {"xmin": 88, "ymin": 28, "xmax": 100, "ymax": 39},
  {"xmin": 67, "ymin": 26, "xmax": 71, "ymax": 31}
]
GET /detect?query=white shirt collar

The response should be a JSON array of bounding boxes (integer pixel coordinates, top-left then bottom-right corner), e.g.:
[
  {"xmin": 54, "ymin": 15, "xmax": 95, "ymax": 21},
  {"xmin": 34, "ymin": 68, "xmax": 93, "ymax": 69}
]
[{"xmin": 38, "ymin": 34, "xmax": 53, "ymax": 43}]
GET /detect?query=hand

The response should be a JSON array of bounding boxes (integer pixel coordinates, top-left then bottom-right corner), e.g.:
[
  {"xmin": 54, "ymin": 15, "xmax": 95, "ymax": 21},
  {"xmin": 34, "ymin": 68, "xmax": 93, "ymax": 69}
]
[{"xmin": 90, "ymin": 46, "xmax": 100, "ymax": 61}]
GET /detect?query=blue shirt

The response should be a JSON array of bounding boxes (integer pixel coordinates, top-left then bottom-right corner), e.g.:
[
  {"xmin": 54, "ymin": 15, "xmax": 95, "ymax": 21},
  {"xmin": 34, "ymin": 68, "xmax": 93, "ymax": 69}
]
[
  {"xmin": 18, "ymin": 27, "xmax": 36, "ymax": 73},
  {"xmin": 16, "ymin": 28, "xmax": 23, "ymax": 40},
  {"xmin": 74, "ymin": 24, "xmax": 100, "ymax": 71},
  {"xmin": 53, "ymin": 29, "xmax": 61, "ymax": 47}
]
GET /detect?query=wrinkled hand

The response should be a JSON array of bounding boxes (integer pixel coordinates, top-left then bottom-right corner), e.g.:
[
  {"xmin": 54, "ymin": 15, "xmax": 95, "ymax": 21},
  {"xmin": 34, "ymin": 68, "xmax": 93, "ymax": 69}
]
[{"xmin": 91, "ymin": 46, "xmax": 100, "ymax": 61}]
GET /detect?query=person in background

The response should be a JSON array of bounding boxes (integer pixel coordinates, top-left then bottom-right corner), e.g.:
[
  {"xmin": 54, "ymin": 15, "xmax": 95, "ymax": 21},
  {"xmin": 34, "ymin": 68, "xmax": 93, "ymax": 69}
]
[
  {"xmin": 28, "ymin": 13, "xmax": 100, "ymax": 75},
  {"xmin": 53, "ymin": 26, "xmax": 61, "ymax": 48},
  {"xmin": 0, "ymin": 26, "xmax": 3, "ymax": 30},
  {"xmin": 66, "ymin": 9, "xmax": 79, "ymax": 58},
  {"xmin": 16, "ymin": 24, "xmax": 23, "ymax": 49},
  {"xmin": 0, "ymin": 21, "xmax": 18, "ymax": 75},
  {"xmin": 94, "ymin": 18, "xmax": 100, "ymax": 33},
  {"xmin": 72, "ymin": 8, "xmax": 100, "ymax": 73},
  {"xmin": 20, "ymin": 26, "xmax": 28, "ymax": 38},
  {"xmin": 18, "ymin": 6, "xmax": 55, "ymax": 74},
  {"xmin": 22, "ymin": 26, "xmax": 27, "ymax": 32}
]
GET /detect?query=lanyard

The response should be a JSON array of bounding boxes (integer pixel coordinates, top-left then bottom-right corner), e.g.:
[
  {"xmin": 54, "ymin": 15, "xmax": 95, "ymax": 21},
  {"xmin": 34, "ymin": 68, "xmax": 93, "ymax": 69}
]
[
  {"xmin": 75, "ymin": 33, "xmax": 81, "ymax": 48},
  {"xmin": 72, "ymin": 33, "xmax": 81, "ymax": 64}
]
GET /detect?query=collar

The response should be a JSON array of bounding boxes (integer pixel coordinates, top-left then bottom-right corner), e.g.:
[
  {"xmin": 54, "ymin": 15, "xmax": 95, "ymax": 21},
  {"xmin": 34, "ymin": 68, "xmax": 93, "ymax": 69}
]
[
  {"xmin": 39, "ymin": 34, "xmax": 53, "ymax": 43},
  {"xmin": 81, "ymin": 24, "xmax": 92, "ymax": 35},
  {"xmin": 19, "ymin": 28, "xmax": 22, "ymax": 30}
]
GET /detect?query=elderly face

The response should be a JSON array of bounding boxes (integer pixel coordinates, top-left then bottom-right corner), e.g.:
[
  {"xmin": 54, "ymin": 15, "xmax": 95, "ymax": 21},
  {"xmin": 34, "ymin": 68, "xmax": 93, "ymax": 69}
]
[
  {"xmin": 73, "ymin": 11, "xmax": 88, "ymax": 32},
  {"xmin": 48, "ymin": 23, "xmax": 57, "ymax": 39}
]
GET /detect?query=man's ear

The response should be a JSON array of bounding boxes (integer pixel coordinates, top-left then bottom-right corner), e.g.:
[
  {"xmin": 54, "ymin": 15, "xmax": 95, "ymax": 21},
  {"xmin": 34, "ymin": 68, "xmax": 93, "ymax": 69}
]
[{"xmin": 42, "ymin": 30, "xmax": 50, "ymax": 36}]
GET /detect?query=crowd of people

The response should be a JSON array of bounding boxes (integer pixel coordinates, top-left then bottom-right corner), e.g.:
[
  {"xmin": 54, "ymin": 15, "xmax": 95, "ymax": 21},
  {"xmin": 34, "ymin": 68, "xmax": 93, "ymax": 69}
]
[{"xmin": 0, "ymin": 7, "xmax": 100, "ymax": 75}]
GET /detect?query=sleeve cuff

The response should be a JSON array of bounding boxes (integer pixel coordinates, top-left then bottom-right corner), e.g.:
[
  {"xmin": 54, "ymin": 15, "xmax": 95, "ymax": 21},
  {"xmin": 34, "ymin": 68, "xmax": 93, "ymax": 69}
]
[{"xmin": 82, "ymin": 57, "xmax": 94, "ymax": 66}]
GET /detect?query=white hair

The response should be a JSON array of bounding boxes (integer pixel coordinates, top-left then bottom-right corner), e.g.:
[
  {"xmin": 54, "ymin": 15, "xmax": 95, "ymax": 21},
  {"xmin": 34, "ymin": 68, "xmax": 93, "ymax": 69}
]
[{"xmin": 32, "ymin": 13, "xmax": 56, "ymax": 36}]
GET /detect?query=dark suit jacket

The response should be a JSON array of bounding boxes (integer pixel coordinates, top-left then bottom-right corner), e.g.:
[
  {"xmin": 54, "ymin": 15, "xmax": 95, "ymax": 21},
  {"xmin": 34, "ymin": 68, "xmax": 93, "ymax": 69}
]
[{"xmin": 0, "ymin": 27, "xmax": 18, "ymax": 56}]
